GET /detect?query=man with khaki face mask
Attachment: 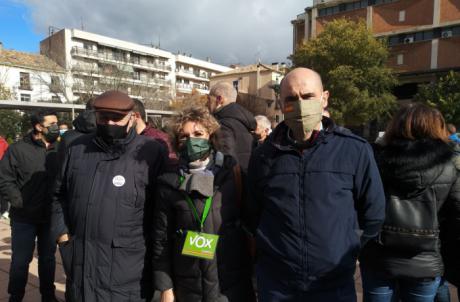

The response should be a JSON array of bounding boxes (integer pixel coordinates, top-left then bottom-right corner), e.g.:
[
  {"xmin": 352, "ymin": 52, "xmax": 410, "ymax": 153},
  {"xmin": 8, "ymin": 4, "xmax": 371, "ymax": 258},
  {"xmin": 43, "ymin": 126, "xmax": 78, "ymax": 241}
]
[{"xmin": 247, "ymin": 68, "xmax": 385, "ymax": 302}]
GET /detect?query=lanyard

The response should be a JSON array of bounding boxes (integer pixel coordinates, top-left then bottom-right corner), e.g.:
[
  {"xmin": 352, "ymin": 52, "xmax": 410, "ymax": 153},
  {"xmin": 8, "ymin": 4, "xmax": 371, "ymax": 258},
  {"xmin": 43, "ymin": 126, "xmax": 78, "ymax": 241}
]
[{"xmin": 180, "ymin": 176, "xmax": 213, "ymax": 230}]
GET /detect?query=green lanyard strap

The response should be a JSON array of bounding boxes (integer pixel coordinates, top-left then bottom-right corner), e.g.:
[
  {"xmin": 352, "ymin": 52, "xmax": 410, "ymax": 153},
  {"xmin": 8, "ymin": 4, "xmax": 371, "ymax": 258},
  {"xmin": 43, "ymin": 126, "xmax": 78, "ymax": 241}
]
[{"xmin": 180, "ymin": 175, "xmax": 213, "ymax": 230}]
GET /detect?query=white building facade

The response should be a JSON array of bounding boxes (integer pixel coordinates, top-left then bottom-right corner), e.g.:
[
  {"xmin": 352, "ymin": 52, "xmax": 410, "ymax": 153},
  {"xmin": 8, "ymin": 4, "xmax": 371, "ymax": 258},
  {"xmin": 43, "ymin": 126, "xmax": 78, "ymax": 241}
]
[
  {"xmin": 0, "ymin": 44, "xmax": 66, "ymax": 103},
  {"xmin": 40, "ymin": 29, "xmax": 232, "ymax": 106}
]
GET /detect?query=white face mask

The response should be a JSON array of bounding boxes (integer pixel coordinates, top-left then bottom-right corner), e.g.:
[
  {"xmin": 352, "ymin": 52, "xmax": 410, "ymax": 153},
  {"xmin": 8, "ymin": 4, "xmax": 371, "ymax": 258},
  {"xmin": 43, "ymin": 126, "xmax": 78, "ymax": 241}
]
[{"xmin": 283, "ymin": 92, "xmax": 324, "ymax": 138}]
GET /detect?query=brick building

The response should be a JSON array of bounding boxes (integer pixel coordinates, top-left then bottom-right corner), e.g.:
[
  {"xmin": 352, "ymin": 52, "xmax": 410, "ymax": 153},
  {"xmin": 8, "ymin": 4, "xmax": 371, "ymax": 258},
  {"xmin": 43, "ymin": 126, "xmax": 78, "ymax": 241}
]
[{"xmin": 292, "ymin": 0, "xmax": 460, "ymax": 99}]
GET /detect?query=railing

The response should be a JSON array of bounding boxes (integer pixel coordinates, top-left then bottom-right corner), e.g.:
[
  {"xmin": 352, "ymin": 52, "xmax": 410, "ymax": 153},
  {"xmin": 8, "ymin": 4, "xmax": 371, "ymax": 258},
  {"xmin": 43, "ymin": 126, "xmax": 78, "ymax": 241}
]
[
  {"xmin": 176, "ymin": 83, "xmax": 192, "ymax": 90},
  {"xmin": 176, "ymin": 68, "xmax": 210, "ymax": 80},
  {"xmin": 71, "ymin": 47, "xmax": 172, "ymax": 72}
]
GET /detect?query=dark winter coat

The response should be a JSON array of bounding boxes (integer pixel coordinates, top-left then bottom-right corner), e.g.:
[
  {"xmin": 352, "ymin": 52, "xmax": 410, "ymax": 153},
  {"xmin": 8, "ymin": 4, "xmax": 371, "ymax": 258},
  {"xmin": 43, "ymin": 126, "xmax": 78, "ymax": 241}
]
[
  {"xmin": 247, "ymin": 118, "xmax": 385, "ymax": 291},
  {"xmin": 52, "ymin": 129, "xmax": 166, "ymax": 302},
  {"xmin": 57, "ymin": 109, "xmax": 96, "ymax": 165},
  {"xmin": 0, "ymin": 133, "xmax": 58, "ymax": 223},
  {"xmin": 153, "ymin": 153, "xmax": 254, "ymax": 302},
  {"xmin": 360, "ymin": 139, "xmax": 460, "ymax": 280},
  {"xmin": 141, "ymin": 125, "xmax": 178, "ymax": 164},
  {"xmin": 213, "ymin": 103, "xmax": 257, "ymax": 171}
]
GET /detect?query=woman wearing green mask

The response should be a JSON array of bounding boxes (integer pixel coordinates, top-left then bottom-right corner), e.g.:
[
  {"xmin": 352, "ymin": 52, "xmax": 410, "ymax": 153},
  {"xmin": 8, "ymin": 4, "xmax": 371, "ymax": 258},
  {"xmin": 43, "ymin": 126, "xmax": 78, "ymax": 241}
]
[{"xmin": 152, "ymin": 106, "xmax": 255, "ymax": 302}]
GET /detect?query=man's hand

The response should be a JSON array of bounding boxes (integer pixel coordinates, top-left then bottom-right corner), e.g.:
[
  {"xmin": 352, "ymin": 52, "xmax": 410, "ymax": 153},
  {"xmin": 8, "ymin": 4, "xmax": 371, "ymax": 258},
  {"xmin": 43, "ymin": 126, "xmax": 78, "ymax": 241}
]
[
  {"xmin": 160, "ymin": 289, "xmax": 174, "ymax": 302},
  {"xmin": 57, "ymin": 234, "xmax": 70, "ymax": 244}
]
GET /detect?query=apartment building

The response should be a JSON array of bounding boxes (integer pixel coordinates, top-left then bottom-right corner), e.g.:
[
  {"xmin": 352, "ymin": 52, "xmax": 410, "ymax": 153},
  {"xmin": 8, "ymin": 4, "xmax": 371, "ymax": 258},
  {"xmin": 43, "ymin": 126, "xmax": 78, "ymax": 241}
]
[
  {"xmin": 210, "ymin": 63, "xmax": 285, "ymax": 124},
  {"xmin": 175, "ymin": 53, "xmax": 231, "ymax": 97},
  {"xmin": 292, "ymin": 0, "xmax": 460, "ymax": 98},
  {"xmin": 40, "ymin": 28, "xmax": 231, "ymax": 106},
  {"xmin": 0, "ymin": 42, "xmax": 66, "ymax": 103}
]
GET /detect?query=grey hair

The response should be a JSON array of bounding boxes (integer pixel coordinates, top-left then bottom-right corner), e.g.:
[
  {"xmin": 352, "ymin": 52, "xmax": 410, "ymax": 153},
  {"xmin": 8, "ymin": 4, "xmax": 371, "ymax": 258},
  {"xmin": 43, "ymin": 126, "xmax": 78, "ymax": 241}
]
[
  {"xmin": 255, "ymin": 115, "xmax": 272, "ymax": 132},
  {"xmin": 209, "ymin": 81, "xmax": 237, "ymax": 104}
]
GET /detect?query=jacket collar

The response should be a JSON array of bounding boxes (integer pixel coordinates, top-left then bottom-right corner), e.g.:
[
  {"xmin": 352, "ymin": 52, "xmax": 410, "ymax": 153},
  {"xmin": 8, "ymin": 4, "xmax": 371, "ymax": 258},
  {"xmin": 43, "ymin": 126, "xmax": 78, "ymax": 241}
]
[
  {"xmin": 268, "ymin": 116, "xmax": 336, "ymax": 152},
  {"xmin": 25, "ymin": 131, "xmax": 55, "ymax": 150},
  {"xmin": 93, "ymin": 127, "xmax": 137, "ymax": 156}
]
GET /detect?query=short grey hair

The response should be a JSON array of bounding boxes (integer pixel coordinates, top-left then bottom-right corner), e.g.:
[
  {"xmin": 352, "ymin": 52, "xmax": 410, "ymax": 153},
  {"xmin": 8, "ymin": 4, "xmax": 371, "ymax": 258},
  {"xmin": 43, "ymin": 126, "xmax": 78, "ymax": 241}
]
[
  {"xmin": 209, "ymin": 81, "xmax": 237, "ymax": 104},
  {"xmin": 255, "ymin": 115, "xmax": 271, "ymax": 132}
]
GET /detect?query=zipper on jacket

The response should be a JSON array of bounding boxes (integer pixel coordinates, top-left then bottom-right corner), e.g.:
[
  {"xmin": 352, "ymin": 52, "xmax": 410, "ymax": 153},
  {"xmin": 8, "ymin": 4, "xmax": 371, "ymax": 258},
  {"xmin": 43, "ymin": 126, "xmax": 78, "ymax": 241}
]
[{"xmin": 299, "ymin": 154, "xmax": 308, "ymax": 283}]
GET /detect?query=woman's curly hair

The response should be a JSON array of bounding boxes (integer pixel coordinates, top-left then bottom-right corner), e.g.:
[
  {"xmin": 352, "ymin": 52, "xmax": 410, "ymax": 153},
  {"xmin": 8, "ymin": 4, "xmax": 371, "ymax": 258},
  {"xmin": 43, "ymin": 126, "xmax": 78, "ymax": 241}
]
[{"xmin": 171, "ymin": 105, "xmax": 220, "ymax": 148}]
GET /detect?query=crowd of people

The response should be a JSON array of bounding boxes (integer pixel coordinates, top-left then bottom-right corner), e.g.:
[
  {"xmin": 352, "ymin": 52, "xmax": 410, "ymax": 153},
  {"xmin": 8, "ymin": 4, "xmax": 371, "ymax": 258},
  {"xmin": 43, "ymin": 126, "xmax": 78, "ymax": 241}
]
[{"xmin": 0, "ymin": 67, "xmax": 459, "ymax": 302}]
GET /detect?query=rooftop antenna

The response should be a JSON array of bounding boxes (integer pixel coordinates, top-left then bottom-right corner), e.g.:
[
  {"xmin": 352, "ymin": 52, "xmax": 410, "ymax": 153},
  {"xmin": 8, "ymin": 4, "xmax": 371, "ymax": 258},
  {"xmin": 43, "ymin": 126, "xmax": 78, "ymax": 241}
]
[
  {"xmin": 158, "ymin": 33, "xmax": 161, "ymax": 48},
  {"xmin": 80, "ymin": 17, "xmax": 85, "ymax": 30}
]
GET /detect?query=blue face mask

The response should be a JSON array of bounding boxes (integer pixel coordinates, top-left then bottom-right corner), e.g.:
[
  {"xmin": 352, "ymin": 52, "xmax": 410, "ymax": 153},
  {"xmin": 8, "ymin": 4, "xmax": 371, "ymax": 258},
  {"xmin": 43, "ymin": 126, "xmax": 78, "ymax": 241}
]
[{"xmin": 59, "ymin": 129, "xmax": 67, "ymax": 136}]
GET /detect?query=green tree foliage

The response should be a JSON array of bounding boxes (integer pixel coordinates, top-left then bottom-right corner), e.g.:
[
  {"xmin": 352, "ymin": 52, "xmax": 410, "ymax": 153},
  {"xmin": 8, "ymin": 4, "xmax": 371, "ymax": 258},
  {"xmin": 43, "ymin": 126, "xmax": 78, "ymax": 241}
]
[
  {"xmin": 414, "ymin": 71, "xmax": 460, "ymax": 125},
  {"xmin": 291, "ymin": 19, "xmax": 397, "ymax": 126},
  {"xmin": 0, "ymin": 109, "xmax": 25, "ymax": 140}
]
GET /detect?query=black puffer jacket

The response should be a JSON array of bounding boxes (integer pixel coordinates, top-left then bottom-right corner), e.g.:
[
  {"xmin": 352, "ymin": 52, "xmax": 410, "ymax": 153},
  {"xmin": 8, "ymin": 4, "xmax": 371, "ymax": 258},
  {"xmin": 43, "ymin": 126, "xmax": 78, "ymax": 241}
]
[
  {"xmin": 360, "ymin": 139, "xmax": 460, "ymax": 279},
  {"xmin": 57, "ymin": 110, "xmax": 96, "ymax": 165},
  {"xmin": 0, "ymin": 133, "xmax": 58, "ymax": 223},
  {"xmin": 153, "ymin": 153, "xmax": 254, "ymax": 302},
  {"xmin": 214, "ymin": 103, "xmax": 256, "ymax": 171},
  {"xmin": 52, "ymin": 130, "xmax": 166, "ymax": 302}
]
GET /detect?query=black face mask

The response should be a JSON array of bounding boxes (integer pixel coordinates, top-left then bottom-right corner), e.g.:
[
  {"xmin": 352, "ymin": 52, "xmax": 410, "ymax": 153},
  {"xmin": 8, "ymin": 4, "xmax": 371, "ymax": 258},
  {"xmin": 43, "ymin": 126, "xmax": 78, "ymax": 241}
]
[
  {"xmin": 43, "ymin": 124, "xmax": 60, "ymax": 143},
  {"xmin": 96, "ymin": 123, "xmax": 129, "ymax": 144}
]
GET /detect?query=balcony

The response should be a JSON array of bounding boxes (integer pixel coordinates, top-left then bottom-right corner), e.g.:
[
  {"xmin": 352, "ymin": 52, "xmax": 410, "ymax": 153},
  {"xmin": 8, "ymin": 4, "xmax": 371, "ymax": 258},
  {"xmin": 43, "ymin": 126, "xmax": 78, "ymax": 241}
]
[
  {"xmin": 176, "ymin": 83, "xmax": 209, "ymax": 93},
  {"xmin": 175, "ymin": 68, "xmax": 210, "ymax": 81},
  {"xmin": 72, "ymin": 66, "xmax": 171, "ymax": 87},
  {"xmin": 71, "ymin": 46, "xmax": 172, "ymax": 72}
]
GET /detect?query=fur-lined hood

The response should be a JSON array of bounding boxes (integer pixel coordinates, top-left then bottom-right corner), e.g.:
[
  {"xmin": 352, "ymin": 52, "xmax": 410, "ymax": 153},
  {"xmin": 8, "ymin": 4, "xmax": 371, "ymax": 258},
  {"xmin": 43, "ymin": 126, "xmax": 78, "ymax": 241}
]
[{"xmin": 378, "ymin": 138, "xmax": 454, "ymax": 190}]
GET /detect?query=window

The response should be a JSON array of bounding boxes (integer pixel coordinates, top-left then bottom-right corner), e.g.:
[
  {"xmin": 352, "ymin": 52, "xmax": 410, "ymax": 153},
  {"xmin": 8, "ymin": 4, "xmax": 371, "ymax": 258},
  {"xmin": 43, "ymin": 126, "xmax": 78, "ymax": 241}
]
[
  {"xmin": 133, "ymin": 71, "xmax": 140, "ymax": 80},
  {"xmin": 233, "ymin": 80, "xmax": 239, "ymax": 92},
  {"xmin": 397, "ymin": 54, "xmax": 404, "ymax": 65},
  {"xmin": 52, "ymin": 96, "xmax": 61, "ymax": 103},
  {"xmin": 388, "ymin": 36, "xmax": 399, "ymax": 46},
  {"xmin": 20, "ymin": 94, "xmax": 31, "ymax": 102},
  {"xmin": 399, "ymin": 10, "xmax": 406, "ymax": 22},
  {"xmin": 19, "ymin": 72, "xmax": 31, "ymax": 90},
  {"xmin": 83, "ymin": 43, "xmax": 91, "ymax": 50},
  {"xmin": 130, "ymin": 55, "xmax": 140, "ymax": 64},
  {"xmin": 50, "ymin": 76, "xmax": 60, "ymax": 93}
]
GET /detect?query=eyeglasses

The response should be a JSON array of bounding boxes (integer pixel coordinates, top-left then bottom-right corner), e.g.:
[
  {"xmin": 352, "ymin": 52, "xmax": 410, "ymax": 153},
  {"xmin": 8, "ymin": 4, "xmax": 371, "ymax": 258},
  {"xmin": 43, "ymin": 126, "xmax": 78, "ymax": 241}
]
[{"xmin": 96, "ymin": 112, "xmax": 132, "ymax": 123}]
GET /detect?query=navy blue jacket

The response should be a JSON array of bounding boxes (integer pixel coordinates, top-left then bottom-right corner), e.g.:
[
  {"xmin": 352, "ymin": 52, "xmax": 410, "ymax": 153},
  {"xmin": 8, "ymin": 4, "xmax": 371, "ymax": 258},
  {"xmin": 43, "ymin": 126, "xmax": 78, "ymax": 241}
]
[{"xmin": 247, "ymin": 118, "xmax": 385, "ymax": 291}]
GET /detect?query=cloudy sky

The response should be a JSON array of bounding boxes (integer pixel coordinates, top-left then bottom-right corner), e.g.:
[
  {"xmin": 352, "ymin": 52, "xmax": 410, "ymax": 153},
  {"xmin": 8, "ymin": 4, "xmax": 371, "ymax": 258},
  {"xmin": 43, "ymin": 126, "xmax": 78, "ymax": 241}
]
[{"xmin": 1, "ymin": 0, "xmax": 311, "ymax": 66}]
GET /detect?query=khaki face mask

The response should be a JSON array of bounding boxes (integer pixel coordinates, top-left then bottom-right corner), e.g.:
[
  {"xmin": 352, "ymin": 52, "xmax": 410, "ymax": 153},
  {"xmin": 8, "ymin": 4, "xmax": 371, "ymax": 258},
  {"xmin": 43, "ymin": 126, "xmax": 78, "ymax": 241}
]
[{"xmin": 283, "ymin": 95, "xmax": 323, "ymax": 139}]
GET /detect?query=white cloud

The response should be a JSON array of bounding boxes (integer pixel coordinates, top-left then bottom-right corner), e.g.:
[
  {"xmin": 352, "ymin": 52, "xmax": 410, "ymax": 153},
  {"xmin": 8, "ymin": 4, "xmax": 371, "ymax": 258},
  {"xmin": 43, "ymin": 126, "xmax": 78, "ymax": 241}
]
[{"xmin": 22, "ymin": 0, "xmax": 311, "ymax": 65}]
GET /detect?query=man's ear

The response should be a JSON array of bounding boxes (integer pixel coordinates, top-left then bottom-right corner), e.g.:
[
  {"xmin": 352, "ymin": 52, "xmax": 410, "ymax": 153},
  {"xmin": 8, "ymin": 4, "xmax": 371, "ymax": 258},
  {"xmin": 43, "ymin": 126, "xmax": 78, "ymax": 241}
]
[
  {"xmin": 216, "ymin": 95, "xmax": 223, "ymax": 106},
  {"xmin": 322, "ymin": 90, "xmax": 330, "ymax": 109},
  {"xmin": 34, "ymin": 123, "xmax": 43, "ymax": 133},
  {"xmin": 133, "ymin": 112, "xmax": 141, "ymax": 120}
]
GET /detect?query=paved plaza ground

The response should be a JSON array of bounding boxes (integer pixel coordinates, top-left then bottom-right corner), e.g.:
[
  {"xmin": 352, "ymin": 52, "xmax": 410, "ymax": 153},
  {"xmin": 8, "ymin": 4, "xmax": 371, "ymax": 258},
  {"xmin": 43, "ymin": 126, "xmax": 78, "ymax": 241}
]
[{"xmin": 0, "ymin": 219, "xmax": 457, "ymax": 301}]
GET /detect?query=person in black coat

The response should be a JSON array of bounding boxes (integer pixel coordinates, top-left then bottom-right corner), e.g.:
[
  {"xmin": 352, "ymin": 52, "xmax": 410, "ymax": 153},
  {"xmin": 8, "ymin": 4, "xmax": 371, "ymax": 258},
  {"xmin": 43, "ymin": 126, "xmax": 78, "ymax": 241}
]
[
  {"xmin": 51, "ymin": 91, "xmax": 166, "ymax": 302},
  {"xmin": 207, "ymin": 82, "xmax": 256, "ymax": 172},
  {"xmin": 153, "ymin": 106, "xmax": 254, "ymax": 302},
  {"xmin": 0, "ymin": 109, "xmax": 60, "ymax": 302},
  {"xmin": 359, "ymin": 103, "xmax": 460, "ymax": 302},
  {"xmin": 56, "ymin": 99, "xmax": 96, "ymax": 166}
]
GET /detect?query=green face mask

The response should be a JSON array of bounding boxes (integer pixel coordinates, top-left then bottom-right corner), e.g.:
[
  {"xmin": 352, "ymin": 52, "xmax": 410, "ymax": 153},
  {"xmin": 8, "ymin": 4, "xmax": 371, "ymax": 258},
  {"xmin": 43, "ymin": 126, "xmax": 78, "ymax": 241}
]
[{"xmin": 185, "ymin": 137, "xmax": 211, "ymax": 162}]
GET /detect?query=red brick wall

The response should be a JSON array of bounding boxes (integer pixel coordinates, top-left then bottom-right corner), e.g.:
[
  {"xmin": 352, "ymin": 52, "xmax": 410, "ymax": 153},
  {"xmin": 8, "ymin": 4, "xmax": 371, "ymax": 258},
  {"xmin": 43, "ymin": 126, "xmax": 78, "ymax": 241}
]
[
  {"xmin": 388, "ymin": 41, "xmax": 432, "ymax": 72},
  {"xmin": 316, "ymin": 8, "xmax": 367, "ymax": 35},
  {"xmin": 40, "ymin": 30, "xmax": 67, "ymax": 68},
  {"xmin": 438, "ymin": 36, "xmax": 460, "ymax": 68},
  {"xmin": 373, "ymin": 0, "xmax": 434, "ymax": 34},
  {"xmin": 440, "ymin": 0, "xmax": 460, "ymax": 23}
]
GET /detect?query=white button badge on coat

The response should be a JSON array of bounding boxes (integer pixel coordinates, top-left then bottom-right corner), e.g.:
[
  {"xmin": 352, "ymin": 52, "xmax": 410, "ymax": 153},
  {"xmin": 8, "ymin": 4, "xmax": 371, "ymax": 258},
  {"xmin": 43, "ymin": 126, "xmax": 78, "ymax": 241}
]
[{"xmin": 112, "ymin": 175, "xmax": 126, "ymax": 187}]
